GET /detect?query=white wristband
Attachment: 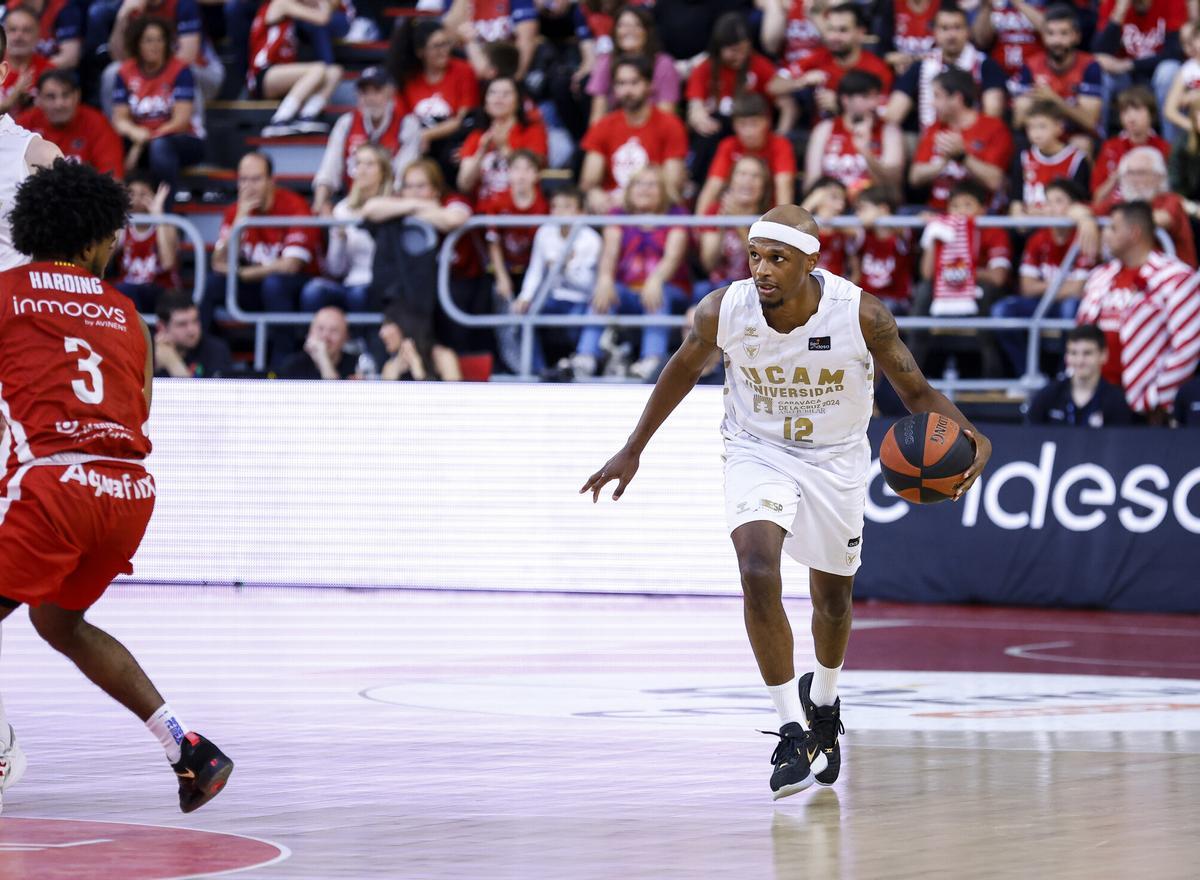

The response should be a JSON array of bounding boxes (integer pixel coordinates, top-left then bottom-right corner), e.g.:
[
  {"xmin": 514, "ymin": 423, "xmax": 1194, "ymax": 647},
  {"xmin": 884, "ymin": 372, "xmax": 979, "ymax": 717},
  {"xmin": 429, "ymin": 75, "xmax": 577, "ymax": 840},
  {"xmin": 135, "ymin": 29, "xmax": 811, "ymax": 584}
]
[{"xmin": 748, "ymin": 220, "xmax": 821, "ymax": 255}]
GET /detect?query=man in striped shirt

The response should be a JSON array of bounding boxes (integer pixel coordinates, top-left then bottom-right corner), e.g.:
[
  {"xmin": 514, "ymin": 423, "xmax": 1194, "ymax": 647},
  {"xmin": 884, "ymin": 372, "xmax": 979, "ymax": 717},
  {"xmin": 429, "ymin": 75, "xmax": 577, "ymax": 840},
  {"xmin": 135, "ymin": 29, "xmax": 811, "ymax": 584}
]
[{"xmin": 1077, "ymin": 201, "xmax": 1200, "ymax": 420}]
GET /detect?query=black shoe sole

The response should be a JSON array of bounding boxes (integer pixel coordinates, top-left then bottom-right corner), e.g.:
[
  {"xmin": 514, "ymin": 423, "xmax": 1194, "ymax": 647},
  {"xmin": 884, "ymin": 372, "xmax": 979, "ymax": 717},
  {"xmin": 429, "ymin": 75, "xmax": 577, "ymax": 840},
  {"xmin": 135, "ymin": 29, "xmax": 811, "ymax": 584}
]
[{"xmin": 180, "ymin": 756, "xmax": 234, "ymax": 813}]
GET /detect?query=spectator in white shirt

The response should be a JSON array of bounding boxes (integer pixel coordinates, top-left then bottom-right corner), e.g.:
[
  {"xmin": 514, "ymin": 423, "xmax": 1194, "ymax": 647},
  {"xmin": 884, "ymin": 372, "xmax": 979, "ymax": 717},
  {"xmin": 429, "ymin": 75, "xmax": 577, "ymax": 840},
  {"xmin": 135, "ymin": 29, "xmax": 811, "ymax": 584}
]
[{"xmin": 301, "ymin": 143, "xmax": 394, "ymax": 312}]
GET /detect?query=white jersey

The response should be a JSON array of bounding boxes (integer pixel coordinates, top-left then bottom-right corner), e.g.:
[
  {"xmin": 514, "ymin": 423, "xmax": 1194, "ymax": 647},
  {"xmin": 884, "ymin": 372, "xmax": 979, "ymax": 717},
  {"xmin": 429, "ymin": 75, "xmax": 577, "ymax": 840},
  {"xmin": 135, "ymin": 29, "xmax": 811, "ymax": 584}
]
[
  {"xmin": 716, "ymin": 271, "xmax": 874, "ymax": 458},
  {"xmin": 0, "ymin": 114, "xmax": 37, "ymax": 272}
]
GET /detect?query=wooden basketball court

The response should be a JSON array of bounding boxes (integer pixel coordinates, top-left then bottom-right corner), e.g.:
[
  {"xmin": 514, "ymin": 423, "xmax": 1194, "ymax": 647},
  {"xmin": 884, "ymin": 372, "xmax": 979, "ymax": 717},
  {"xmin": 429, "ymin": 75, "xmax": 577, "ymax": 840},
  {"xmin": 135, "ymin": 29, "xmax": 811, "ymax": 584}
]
[{"xmin": 1, "ymin": 586, "xmax": 1196, "ymax": 879}]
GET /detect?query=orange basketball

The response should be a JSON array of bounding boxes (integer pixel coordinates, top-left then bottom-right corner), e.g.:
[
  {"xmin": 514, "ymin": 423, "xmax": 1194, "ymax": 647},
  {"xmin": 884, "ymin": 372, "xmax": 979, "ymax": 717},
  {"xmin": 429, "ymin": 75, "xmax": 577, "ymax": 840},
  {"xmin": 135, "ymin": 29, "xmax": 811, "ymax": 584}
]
[{"xmin": 879, "ymin": 413, "xmax": 976, "ymax": 504}]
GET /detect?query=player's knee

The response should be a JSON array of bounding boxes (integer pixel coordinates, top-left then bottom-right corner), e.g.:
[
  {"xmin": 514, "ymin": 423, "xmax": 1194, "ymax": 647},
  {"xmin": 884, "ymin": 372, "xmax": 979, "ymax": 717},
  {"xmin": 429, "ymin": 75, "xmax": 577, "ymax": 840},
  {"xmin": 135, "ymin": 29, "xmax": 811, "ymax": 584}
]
[
  {"xmin": 810, "ymin": 579, "xmax": 854, "ymax": 621},
  {"xmin": 29, "ymin": 608, "xmax": 85, "ymax": 653},
  {"xmin": 738, "ymin": 557, "xmax": 781, "ymax": 597}
]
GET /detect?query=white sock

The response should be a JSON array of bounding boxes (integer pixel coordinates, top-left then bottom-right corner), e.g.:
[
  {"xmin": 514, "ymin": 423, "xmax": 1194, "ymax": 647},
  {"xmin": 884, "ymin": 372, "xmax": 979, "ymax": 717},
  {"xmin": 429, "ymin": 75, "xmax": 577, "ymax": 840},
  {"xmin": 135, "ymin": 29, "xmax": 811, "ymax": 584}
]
[
  {"xmin": 767, "ymin": 678, "xmax": 805, "ymax": 728},
  {"xmin": 145, "ymin": 704, "xmax": 188, "ymax": 764},
  {"xmin": 271, "ymin": 95, "xmax": 301, "ymax": 122},
  {"xmin": 300, "ymin": 95, "xmax": 326, "ymax": 118},
  {"xmin": 810, "ymin": 660, "xmax": 842, "ymax": 707}
]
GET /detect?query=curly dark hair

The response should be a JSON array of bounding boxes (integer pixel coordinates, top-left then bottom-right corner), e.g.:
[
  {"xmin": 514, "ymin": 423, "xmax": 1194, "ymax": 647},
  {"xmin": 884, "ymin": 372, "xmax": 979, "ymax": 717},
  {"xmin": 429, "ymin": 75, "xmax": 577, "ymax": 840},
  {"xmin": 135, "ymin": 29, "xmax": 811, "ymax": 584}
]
[{"xmin": 11, "ymin": 159, "xmax": 130, "ymax": 261}]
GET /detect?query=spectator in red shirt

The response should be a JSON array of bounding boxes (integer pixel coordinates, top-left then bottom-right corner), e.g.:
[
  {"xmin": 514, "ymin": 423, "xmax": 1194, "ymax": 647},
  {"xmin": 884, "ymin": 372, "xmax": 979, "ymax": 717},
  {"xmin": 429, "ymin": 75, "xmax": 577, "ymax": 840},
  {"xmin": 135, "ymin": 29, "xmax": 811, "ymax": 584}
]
[
  {"xmin": 1092, "ymin": 0, "xmax": 1186, "ymax": 141},
  {"xmin": 457, "ymin": 74, "xmax": 548, "ymax": 202},
  {"xmin": 919, "ymin": 179, "xmax": 1012, "ymax": 306},
  {"xmin": 580, "ymin": 54, "xmax": 688, "ymax": 212},
  {"xmin": 0, "ymin": 7, "xmax": 51, "ymax": 115},
  {"xmin": 572, "ymin": 164, "xmax": 690, "ymax": 380},
  {"xmin": 800, "ymin": 175, "xmax": 851, "ymax": 277},
  {"xmin": 1009, "ymin": 100, "xmax": 1090, "ymax": 218},
  {"xmin": 1011, "ymin": 4, "xmax": 1103, "ymax": 145},
  {"xmin": 759, "ymin": 0, "xmax": 826, "ymax": 69},
  {"xmin": 992, "ymin": 177, "xmax": 1096, "ymax": 373},
  {"xmin": 204, "ymin": 152, "xmax": 320, "ymax": 360},
  {"xmin": 696, "ymin": 93, "xmax": 796, "ymax": 215},
  {"xmin": 17, "ymin": 70, "xmax": 124, "ymax": 178},
  {"xmin": 910, "ymin": 68, "xmax": 1014, "ymax": 211},
  {"xmin": 477, "ymin": 149, "xmax": 549, "ymax": 305},
  {"xmin": 769, "ymin": 3, "xmax": 894, "ymax": 131},
  {"xmin": 1096, "ymin": 146, "xmax": 1197, "ymax": 266},
  {"xmin": 875, "ymin": 0, "xmax": 938, "ymax": 77},
  {"xmin": 697, "ymin": 154, "xmax": 772, "ymax": 299},
  {"xmin": 848, "ymin": 185, "xmax": 913, "ymax": 314},
  {"xmin": 250, "ymin": 0, "xmax": 344, "ymax": 138},
  {"xmin": 586, "ymin": 5, "xmax": 679, "ymax": 127},
  {"xmin": 685, "ymin": 12, "xmax": 780, "ymax": 182},
  {"xmin": 803, "ymin": 69, "xmax": 904, "ymax": 200},
  {"xmin": 110, "ymin": 17, "xmax": 204, "ymax": 197},
  {"xmin": 971, "ymin": 0, "xmax": 1047, "ymax": 84},
  {"xmin": 113, "ymin": 170, "xmax": 179, "ymax": 312},
  {"xmin": 1092, "ymin": 85, "xmax": 1170, "ymax": 205},
  {"xmin": 387, "ymin": 17, "xmax": 479, "ymax": 183}
]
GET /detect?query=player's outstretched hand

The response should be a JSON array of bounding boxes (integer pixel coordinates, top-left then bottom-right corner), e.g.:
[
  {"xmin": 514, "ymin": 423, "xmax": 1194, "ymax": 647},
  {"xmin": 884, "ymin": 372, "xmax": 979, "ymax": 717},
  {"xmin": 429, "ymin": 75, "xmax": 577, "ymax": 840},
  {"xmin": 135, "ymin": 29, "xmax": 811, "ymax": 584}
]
[
  {"xmin": 580, "ymin": 446, "xmax": 640, "ymax": 503},
  {"xmin": 954, "ymin": 429, "xmax": 992, "ymax": 501}
]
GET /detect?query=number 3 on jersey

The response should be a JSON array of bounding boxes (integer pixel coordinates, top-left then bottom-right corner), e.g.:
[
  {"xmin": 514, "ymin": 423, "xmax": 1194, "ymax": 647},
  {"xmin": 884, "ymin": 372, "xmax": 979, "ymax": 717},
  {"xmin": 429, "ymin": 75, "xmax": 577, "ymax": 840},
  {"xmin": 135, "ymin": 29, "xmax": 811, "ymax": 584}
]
[
  {"xmin": 65, "ymin": 336, "xmax": 104, "ymax": 404},
  {"xmin": 783, "ymin": 416, "xmax": 812, "ymax": 442}
]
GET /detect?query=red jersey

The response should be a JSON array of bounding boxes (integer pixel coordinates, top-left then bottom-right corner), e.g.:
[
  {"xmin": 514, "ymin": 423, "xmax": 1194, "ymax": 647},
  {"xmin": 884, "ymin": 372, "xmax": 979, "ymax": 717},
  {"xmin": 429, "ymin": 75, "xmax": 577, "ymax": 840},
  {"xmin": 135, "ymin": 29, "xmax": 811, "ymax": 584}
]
[
  {"xmin": 930, "ymin": 223, "xmax": 1011, "ymax": 300},
  {"xmin": 816, "ymin": 228, "xmax": 849, "ymax": 277},
  {"xmin": 0, "ymin": 261, "xmax": 151, "ymax": 467},
  {"xmin": 783, "ymin": 0, "xmax": 823, "ymax": 66},
  {"xmin": 342, "ymin": 100, "xmax": 406, "ymax": 190},
  {"xmin": 706, "ymin": 132, "xmax": 797, "ymax": 181},
  {"xmin": 581, "ymin": 107, "xmax": 689, "ymax": 193},
  {"xmin": 1018, "ymin": 51, "xmax": 1102, "ymax": 105},
  {"xmin": 116, "ymin": 224, "xmax": 179, "ymax": 290},
  {"xmin": 685, "ymin": 54, "xmax": 777, "ymax": 116},
  {"xmin": 1097, "ymin": 0, "xmax": 1186, "ymax": 60},
  {"xmin": 819, "ymin": 116, "xmax": 885, "ymax": 194},
  {"xmin": 1018, "ymin": 144, "xmax": 1086, "ymax": 209},
  {"xmin": 913, "ymin": 114, "xmax": 1014, "ymax": 210},
  {"xmin": 477, "ymin": 188, "xmax": 549, "ymax": 273},
  {"xmin": 115, "ymin": 57, "xmax": 202, "ymax": 137},
  {"xmin": 985, "ymin": 0, "xmax": 1044, "ymax": 78},
  {"xmin": 851, "ymin": 228, "xmax": 913, "ymax": 303},
  {"xmin": 786, "ymin": 48, "xmax": 894, "ymax": 94},
  {"xmin": 402, "ymin": 58, "xmax": 478, "ymax": 128},
  {"xmin": 471, "ymin": 0, "xmax": 537, "ymax": 43},
  {"xmin": 0, "ymin": 55, "xmax": 52, "ymax": 112},
  {"xmin": 460, "ymin": 120, "xmax": 548, "ymax": 201},
  {"xmin": 248, "ymin": 4, "xmax": 298, "ymax": 90},
  {"xmin": 891, "ymin": 0, "xmax": 937, "ymax": 58},
  {"xmin": 699, "ymin": 204, "xmax": 749, "ymax": 284},
  {"xmin": 15, "ymin": 105, "xmax": 125, "ymax": 180},
  {"xmin": 1092, "ymin": 131, "xmax": 1171, "ymax": 199},
  {"xmin": 217, "ymin": 188, "xmax": 319, "ymax": 273},
  {"xmin": 1019, "ymin": 227, "xmax": 1095, "ymax": 285}
]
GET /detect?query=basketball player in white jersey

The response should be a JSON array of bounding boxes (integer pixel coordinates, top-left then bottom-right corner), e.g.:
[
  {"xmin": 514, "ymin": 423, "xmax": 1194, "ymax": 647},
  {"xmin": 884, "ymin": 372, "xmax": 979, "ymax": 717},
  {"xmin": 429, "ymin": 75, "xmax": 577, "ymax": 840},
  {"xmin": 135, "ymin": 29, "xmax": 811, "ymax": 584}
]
[
  {"xmin": 0, "ymin": 23, "xmax": 64, "ymax": 805},
  {"xmin": 582, "ymin": 206, "xmax": 993, "ymax": 799}
]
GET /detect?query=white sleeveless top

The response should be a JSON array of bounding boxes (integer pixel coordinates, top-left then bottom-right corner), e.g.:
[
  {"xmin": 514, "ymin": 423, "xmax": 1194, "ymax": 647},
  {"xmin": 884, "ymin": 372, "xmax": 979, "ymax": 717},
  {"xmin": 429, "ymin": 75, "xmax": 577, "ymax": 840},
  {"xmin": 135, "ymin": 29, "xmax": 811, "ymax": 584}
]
[
  {"xmin": 716, "ymin": 271, "xmax": 874, "ymax": 458},
  {"xmin": 0, "ymin": 115, "xmax": 37, "ymax": 271}
]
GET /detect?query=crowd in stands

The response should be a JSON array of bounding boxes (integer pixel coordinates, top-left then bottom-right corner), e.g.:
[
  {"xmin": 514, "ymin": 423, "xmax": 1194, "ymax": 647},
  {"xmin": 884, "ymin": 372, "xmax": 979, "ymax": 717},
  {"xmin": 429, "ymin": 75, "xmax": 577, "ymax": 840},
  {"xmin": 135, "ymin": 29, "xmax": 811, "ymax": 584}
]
[{"xmin": 2, "ymin": 0, "xmax": 1199, "ymax": 425}]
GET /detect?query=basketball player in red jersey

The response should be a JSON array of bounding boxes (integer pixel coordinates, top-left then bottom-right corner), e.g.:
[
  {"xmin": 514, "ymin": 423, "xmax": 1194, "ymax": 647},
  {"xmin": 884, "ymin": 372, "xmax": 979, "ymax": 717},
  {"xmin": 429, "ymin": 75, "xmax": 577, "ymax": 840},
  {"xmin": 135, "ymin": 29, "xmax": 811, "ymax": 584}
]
[
  {"xmin": 583, "ymin": 206, "xmax": 992, "ymax": 799},
  {"xmin": 0, "ymin": 159, "xmax": 233, "ymax": 814}
]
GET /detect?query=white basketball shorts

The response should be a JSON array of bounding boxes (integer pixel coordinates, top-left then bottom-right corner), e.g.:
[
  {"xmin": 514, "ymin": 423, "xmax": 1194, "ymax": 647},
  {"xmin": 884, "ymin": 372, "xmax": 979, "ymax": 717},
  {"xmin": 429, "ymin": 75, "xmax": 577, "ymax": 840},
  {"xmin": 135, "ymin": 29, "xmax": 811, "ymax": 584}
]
[{"xmin": 722, "ymin": 433, "xmax": 869, "ymax": 576}]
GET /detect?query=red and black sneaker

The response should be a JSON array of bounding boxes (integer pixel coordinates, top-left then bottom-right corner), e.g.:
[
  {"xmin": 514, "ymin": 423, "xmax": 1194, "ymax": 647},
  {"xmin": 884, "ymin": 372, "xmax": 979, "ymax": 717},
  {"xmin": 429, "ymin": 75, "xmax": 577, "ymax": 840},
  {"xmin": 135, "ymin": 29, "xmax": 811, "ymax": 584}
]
[{"xmin": 172, "ymin": 732, "xmax": 234, "ymax": 813}]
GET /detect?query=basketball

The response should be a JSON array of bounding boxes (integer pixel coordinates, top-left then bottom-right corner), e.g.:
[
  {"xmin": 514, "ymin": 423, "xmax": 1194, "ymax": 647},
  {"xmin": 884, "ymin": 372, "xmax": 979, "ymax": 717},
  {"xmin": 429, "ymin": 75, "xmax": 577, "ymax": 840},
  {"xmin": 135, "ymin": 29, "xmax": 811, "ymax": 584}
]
[{"xmin": 879, "ymin": 413, "xmax": 976, "ymax": 504}]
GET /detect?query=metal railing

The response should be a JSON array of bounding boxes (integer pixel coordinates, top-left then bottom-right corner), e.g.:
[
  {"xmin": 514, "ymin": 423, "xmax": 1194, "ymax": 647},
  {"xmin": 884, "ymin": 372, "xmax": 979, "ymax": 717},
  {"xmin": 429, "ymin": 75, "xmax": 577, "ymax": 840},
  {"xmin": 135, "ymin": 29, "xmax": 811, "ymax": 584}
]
[
  {"xmin": 438, "ymin": 213, "xmax": 1102, "ymax": 393},
  {"xmin": 131, "ymin": 212, "xmax": 207, "ymax": 318}
]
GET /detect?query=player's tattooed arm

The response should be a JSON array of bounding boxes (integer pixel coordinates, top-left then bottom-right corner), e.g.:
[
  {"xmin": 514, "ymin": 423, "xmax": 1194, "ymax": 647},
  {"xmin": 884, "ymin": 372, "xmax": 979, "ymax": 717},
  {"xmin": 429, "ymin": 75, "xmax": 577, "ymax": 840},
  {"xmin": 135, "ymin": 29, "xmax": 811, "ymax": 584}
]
[{"xmin": 860, "ymin": 292, "xmax": 993, "ymax": 499}]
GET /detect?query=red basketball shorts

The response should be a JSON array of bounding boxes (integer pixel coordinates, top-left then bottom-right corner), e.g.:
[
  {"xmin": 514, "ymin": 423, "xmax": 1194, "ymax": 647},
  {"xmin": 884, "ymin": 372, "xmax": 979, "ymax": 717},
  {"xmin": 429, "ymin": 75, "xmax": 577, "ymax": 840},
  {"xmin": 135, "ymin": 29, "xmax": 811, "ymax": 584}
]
[{"xmin": 0, "ymin": 459, "xmax": 155, "ymax": 610}]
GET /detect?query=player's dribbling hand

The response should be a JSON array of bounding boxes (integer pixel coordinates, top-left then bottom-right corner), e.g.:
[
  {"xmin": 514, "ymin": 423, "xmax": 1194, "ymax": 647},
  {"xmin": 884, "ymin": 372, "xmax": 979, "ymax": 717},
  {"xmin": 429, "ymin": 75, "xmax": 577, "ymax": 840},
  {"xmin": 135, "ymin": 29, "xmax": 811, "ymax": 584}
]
[
  {"xmin": 953, "ymin": 429, "xmax": 992, "ymax": 501},
  {"xmin": 580, "ymin": 447, "xmax": 640, "ymax": 502}
]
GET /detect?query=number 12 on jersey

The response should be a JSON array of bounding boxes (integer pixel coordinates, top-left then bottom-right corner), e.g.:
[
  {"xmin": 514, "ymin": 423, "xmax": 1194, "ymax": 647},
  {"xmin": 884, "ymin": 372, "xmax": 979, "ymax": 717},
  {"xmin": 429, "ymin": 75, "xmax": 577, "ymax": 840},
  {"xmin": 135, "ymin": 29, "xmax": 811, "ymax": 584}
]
[{"xmin": 783, "ymin": 416, "xmax": 813, "ymax": 442}]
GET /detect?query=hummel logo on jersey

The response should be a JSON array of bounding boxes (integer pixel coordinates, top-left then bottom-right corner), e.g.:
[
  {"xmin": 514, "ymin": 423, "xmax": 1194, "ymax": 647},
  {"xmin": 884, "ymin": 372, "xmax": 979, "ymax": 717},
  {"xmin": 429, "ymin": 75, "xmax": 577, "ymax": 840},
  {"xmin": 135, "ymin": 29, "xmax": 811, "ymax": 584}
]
[{"xmin": 808, "ymin": 337, "xmax": 831, "ymax": 351}]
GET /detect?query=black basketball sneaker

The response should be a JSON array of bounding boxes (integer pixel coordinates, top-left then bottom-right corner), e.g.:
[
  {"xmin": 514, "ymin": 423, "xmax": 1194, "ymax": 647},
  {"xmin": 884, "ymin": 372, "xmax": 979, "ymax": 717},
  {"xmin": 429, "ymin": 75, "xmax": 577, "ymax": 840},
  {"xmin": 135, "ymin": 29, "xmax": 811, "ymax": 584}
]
[
  {"xmin": 172, "ymin": 732, "xmax": 234, "ymax": 813},
  {"xmin": 763, "ymin": 722, "xmax": 828, "ymax": 800},
  {"xmin": 799, "ymin": 672, "xmax": 844, "ymax": 786}
]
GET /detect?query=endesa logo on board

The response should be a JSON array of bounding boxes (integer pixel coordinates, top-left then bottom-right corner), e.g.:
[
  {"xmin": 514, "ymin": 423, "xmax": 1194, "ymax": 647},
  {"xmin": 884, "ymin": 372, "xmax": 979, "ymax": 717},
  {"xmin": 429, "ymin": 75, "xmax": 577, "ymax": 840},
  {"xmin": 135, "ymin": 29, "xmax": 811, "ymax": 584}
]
[{"xmin": 866, "ymin": 441, "xmax": 1200, "ymax": 534}]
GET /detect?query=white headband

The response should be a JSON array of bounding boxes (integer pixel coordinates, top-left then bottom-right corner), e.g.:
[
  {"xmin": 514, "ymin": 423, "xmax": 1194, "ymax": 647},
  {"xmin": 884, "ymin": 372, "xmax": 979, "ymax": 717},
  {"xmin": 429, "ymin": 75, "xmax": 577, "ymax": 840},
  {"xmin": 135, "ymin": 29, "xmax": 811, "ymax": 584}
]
[{"xmin": 748, "ymin": 220, "xmax": 821, "ymax": 255}]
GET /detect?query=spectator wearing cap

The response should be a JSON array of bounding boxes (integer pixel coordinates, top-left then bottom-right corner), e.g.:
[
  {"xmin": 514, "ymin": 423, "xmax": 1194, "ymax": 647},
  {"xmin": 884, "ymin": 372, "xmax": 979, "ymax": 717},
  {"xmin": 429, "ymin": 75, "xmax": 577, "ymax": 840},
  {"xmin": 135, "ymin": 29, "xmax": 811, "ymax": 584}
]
[
  {"xmin": 17, "ymin": 70, "xmax": 124, "ymax": 178},
  {"xmin": 769, "ymin": 3, "xmax": 894, "ymax": 130},
  {"xmin": 21, "ymin": 0, "xmax": 82, "ymax": 71},
  {"xmin": 1024, "ymin": 324, "xmax": 1134, "ymax": 426},
  {"xmin": 696, "ymin": 93, "xmax": 796, "ymax": 216},
  {"xmin": 250, "ymin": 0, "xmax": 344, "ymax": 139},
  {"xmin": 803, "ymin": 69, "xmax": 903, "ymax": 199},
  {"xmin": 1095, "ymin": 145, "xmax": 1197, "ymax": 267},
  {"xmin": 885, "ymin": 3, "xmax": 1007, "ymax": 130},
  {"xmin": 1092, "ymin": 0, "xmax": 1185, "ymax": 141},
  {"xmin": 312, "ymin": 66, "xmax": 417, "ymax": 217},
  {"xmin": 909, "ymin": 68, "xmax": 1013, "ymax": 212},
  {"xmin": 154, "ymin": 291, "xmax": 233, "ymax": 379},
  {"xmin": 0, "ymin": 7, "xmax": 52, "ymax": 115}
]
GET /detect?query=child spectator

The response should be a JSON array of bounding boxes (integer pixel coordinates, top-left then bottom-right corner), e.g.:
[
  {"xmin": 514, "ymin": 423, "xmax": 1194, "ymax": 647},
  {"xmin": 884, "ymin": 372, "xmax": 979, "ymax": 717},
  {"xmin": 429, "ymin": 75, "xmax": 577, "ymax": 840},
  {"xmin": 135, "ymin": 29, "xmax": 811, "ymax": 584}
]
[
  {"xmin": 1009, "ymin": 100, "xmax": 1089, "ymax": 218},
  {"xmin": 114, "ymin": 171, "xmax": 179, "ymax": 311},
  {"xmin": 803, "ymin": 69, "xmax": 903, "ymax": 198},
  {"xmin": 478, "ymin": 149, "xmax": 550, "ymax": 305},
  {"xmin": 585, "ymin": 4, "xmax": 678, "ymax": 127},
  {"xmin": 919, "ymin": 179, "xmax": 1012, "ymax": 317},
  {"xmin": 1011, "ymin": 4, "xmax": 1103, "ymax": 143},
  {"xmin": 250, "ymin": 0, "xmax": 344, "ymax": 138},
  {"xmin": 457, "ymin": 74, "xmax": 548, "ymax": 202},
  {"xmin": 697, "ymin": 155, "xmax": 772, "ymax": 298},
  {"xmin": 17, "ymin": 70, "xmax": 123, "ymax": 178},
  {"xmin": 154, "ymin": 291, "xmax": 234, "ymax": 379},
  {"xmin": 800, "ymin": 175, "xmax": 850, "ymax": 276},
  {"xmin": 848, "ymin": 186, "xmax": 913, "ymax": 314},
  {"xmin": 696, "ymin": 93, "xmax": 796, "ymax": 216},
  {"xmin": 0, "ymin": 7, "xmax": 51, "ymax": 115},
  {"xmin": 1092, "ymin": 86, "xmax": 1170, "ymax": 206}
]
